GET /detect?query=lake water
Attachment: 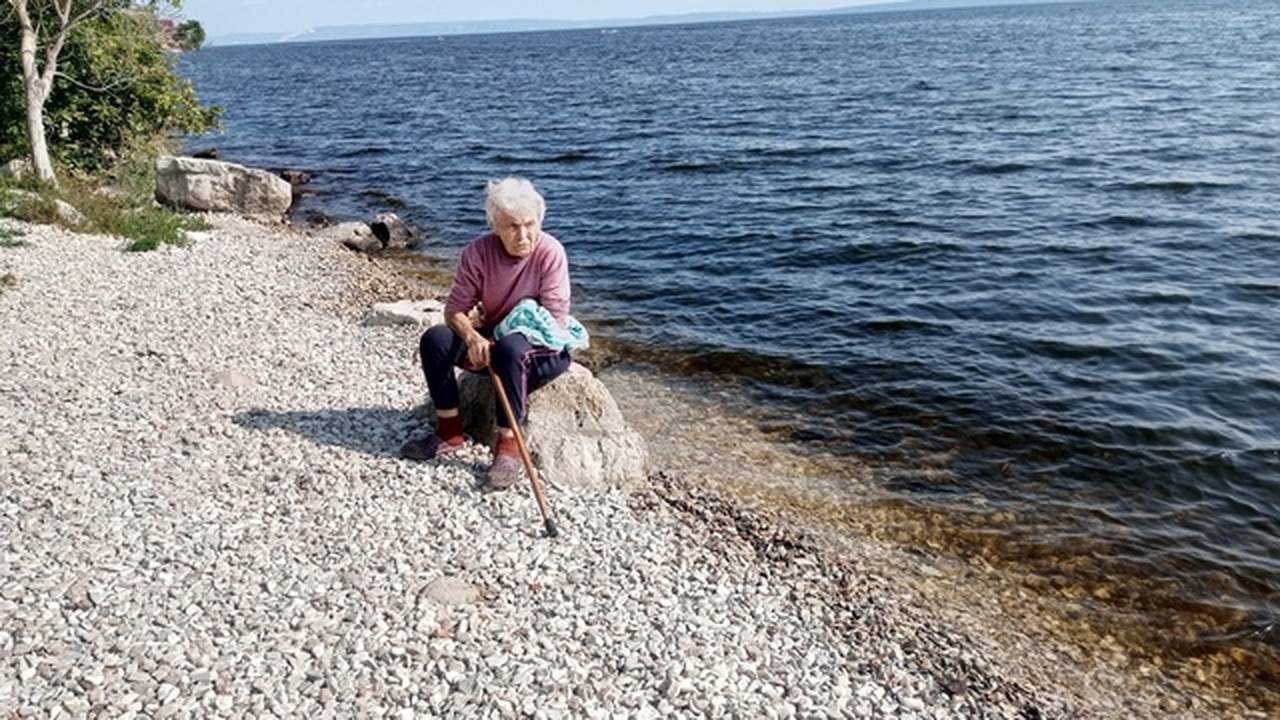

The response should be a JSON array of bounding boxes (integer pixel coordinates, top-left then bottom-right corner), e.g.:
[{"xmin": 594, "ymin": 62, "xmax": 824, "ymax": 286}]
[{"xmin": 178, "ymin": 0, "xmax": 1280, "ymax": 699}]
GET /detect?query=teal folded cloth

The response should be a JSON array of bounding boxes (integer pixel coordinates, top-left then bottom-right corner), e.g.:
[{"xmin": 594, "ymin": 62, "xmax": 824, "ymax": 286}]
[{"xmin": 494, "ymin": 298, "xmax": 590, "ymax": 351}]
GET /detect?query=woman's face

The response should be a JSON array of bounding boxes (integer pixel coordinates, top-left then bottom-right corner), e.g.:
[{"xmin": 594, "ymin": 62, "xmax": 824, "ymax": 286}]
[{"xmin": 492, "ymin": 210, "xmax": 541, "ymax": 258}]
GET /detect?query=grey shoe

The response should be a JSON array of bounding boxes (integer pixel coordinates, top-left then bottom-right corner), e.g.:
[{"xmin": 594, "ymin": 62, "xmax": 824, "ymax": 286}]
[
  {"xmin": 400, "ymin": 434, "xmax": 463, "ymax": 461},
  {"xmin": 482, "ymin": 454, "xmax": 523, "ymax": 491}
]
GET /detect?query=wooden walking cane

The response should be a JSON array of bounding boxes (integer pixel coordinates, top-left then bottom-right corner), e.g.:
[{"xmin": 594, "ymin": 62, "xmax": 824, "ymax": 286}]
[{"xmin": 489, "ymin": 368, "xmax": 559, "ymax": 538}]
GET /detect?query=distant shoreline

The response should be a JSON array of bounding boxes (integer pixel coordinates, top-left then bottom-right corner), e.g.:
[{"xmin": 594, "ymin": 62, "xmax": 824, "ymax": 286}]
[{"xmin": 200, "ymin": 0, "xmax": 1105, "ymax": 47}]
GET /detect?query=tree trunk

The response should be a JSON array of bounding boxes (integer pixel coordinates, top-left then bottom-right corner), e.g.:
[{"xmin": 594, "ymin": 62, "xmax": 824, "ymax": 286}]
[
  {"xmin": 22, "ymin": 71, "xmax": 56, "ymax": 183},
  {"xmin": 9, "ymin": 0, "xmax": 114, "ymax": 185},
  {"xmin": 12, "ymin": 0, "xmax": 57, "ymax": 183}
]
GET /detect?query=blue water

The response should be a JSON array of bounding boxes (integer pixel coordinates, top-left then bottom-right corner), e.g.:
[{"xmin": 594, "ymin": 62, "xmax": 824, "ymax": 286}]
[{"xmin": 178, "ymin": 0, "xmax": 1280, "ymax": 690}]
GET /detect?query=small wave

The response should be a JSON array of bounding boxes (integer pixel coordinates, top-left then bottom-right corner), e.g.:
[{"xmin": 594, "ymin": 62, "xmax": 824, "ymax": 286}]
[
  {"xmin": 755, "ymin": 145, "xmax": 853, "ymax": 160},
  {"xmin": 861, "ymin": 317, "xmax": 954, "ymax": 334},
  {"xmin": 968, "ymin": 161, "xmax": 1032, "ymax": 176},
  {"xmin": 776, "ymin": 237, "xmax": 961, "ymax": 269},
  {"xmin": 1116, "ymin": 179, "xmax": 1238, "ymax": 195},
  {"xmin": 1129, "ymin": 290, "xmax": 1195, "ymax": 306},
  {"xmin": 1233, "ymin": 230, "xmax": 1280, "ymax": 242},
  {"xmin": 335, "ymin": 146, "xmax": 393, "ymax": 158},
  {"xmin": 493, "ymin": 153, "xmax": 540, "ymax": 164},
  {"xmin": 1081, "ymin": 214, "xmax": 1214, "ymax": 231},
  {"xmin": 1097, "ymin": 214, "xmax": 1152, "ymax": 228},
  {"xmin": 1077, "ymin": 214, "xmax": 1212, "ymax": 231},
  {"xmin": 658, "ymin": 157, "xmax": 758, "ymax": 174},
  {"xmin": 1060, "ymin": 156, "xmax": 1103, "ymax": 168},
  {"xmin": 662, "ymin": 161, "xmax": 714, "ymax": 172},
  {"xmin": 548, "ymin": 150, "xmax": 596, "ymax": 163},
  {"xmin": 1024, "ymin": 337, "xmax": 1184, "ymax": 374},
  {"xmin": 1232, "ymin": 282, "xmax": 1280, "ymax": 301}
]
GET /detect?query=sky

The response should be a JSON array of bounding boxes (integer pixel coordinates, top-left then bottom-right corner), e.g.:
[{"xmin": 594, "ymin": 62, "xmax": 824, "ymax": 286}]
[{"xmin": 176, "ymin": 1, "xmax": 882, "ymax": 38}]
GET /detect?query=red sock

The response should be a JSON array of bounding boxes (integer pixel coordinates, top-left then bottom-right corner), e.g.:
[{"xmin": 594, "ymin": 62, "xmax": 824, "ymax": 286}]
[
  {"xmin": 494, "ymin": 434, "xmax": 519, "ymax": 458},
  {"xmin": 436, "ymin": 415, "xmax": 463, "ymax": 445}
]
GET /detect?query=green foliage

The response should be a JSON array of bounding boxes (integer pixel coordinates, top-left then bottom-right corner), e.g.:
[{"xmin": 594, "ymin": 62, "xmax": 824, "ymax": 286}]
[
  {"xmin": 0, "ymin": 30, "xmax": 23, "ymax": 159},
  {"xmin": 70, "ymin": 138, "xmax": 211, "ymax": 251},
  {"xmin": 0, "ymin": 227, "xmax": 28, "ymax": 248},
  {"xmin": 8, "ymin": 194, "xmax": 61, "ymax": 225},
  {"xmin": 0, "ymin": 173, "xmax": 65, "ymax": 224},
  {"xmin": 116, "ymin": 205, "xmax": 200, "ymax": 252},
  {"xmin": 0, "ymin": 272, "xmax": 15, "ymax": 292},
  {"xmin": 173, "ymin": 20, "xmax": 205, "ymax": 50},
  {"xmin": 0, "ymin": 2, "xmax": 221, "ymax": 173},
  {"xmin": 0, "ymin": 135, "xmax": 210, "ymax": 251}
]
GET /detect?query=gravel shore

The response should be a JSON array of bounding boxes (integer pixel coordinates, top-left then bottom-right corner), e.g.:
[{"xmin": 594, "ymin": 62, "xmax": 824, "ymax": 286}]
[{"xmin": 0, "ymin": 215, "xmax": 1255, "ymax": 718}]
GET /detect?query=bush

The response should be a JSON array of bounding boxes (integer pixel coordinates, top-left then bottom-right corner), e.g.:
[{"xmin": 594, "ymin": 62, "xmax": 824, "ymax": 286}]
[{"xmin": 117, "ymin": 205, "xmax": 209, "ymax": 252}]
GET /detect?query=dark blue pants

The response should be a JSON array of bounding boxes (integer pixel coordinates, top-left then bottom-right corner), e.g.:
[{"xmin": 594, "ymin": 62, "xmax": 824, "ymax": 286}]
[{"xmin": 418, "ymin": 324, "xmax": 572, "ymax": 429}]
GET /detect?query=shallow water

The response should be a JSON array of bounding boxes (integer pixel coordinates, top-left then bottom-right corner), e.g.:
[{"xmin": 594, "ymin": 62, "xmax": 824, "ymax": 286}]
[{"xmin": 178, "ymin": 0, "xmax": 1280, "ymax": 700}]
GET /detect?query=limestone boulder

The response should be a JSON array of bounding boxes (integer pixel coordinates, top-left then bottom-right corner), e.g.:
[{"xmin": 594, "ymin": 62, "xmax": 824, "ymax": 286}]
[
  {"xmin": 453, "ymin": 362, "xmax": 648, "ymax": 490},
  {"xmin": 154, "ymin": 155, "xmax": 293, "ymax": 218},
  {"xmin": 1, "ymin": 158, "xmax": 32, "ymax": 179},
  {"xmin": 363, "ymin": 299, "xmax": 444, "ymax": 327}
]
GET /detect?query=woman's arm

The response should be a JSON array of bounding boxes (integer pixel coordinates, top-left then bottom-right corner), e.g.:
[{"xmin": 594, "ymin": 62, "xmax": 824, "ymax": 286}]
[{"xmin": 447, "ymin": 308, "xmax": 491, "ymax": 369}]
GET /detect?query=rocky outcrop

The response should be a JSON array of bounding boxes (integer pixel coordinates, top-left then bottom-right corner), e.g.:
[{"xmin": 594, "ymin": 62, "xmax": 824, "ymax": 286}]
[
  {"xmin": 154, "ymin": 155, "xmax": 293, "ymax": 218},
  {"xmin": 452, "ymin": 362, "xmax": 648, "ymax": 490}
]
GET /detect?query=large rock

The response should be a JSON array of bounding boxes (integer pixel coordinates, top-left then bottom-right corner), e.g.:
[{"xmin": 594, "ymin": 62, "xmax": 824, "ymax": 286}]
[
  {"xmin": 452, "ymin": 363, "xmax": 648, "ymax": 490},
  {"xmin": 1, "ymin": 158, "xmax": 32, "ymax": 179},
  {"xmin": 154, "ymin": 155, "xmax": 293, "ymax": 218},
  {"xmin": 310, "ymin": 220, "xmax": 380, "ymax": 252},
  {"xmin": 363, "ymin": 299, "xmax": 444, "ymax": 327},
  {"xmin": 369, "ymin": 212, "xmax": 423, "ymax": 250}
]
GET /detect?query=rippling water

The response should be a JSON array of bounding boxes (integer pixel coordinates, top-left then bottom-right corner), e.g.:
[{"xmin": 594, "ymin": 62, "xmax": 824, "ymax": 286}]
[{"xmin": 179, "ymin": 0, "xmax": 1280, "ymax": 696}]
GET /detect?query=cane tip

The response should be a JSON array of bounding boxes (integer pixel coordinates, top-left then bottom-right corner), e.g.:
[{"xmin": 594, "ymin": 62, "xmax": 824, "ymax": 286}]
[{"xmin": 544, "ymin": 519, "xmax": 559, "ymax": 538}]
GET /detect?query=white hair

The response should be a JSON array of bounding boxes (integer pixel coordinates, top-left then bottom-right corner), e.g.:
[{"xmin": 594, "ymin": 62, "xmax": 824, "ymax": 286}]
[{"xmin": 485, "ymin": 176, "xmax": 546, "ymax": 227}]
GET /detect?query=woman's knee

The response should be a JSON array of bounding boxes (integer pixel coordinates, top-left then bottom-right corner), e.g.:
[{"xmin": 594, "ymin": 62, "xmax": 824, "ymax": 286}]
[
  {"xmin": 420, "ymin": 324, "xmax": 457, "ymax": 366},
  {"xmin": 491, "ymin": 334, "xmax": 530, "ymax": 369}
]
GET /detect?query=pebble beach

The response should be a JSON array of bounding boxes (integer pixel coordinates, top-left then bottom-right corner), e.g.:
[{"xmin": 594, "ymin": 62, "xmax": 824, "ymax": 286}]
[{"xmin": 0, "ymin": 214, "xmax": 1261, "ymax": 718}]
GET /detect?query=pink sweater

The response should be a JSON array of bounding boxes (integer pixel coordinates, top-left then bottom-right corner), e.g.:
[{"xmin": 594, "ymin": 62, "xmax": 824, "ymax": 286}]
[{"xmin": 445, "ymin": 231, "xmax": 571, "ymax": 330}]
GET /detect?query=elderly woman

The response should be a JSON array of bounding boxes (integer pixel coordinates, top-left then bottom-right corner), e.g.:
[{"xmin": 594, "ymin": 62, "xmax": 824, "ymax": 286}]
[{"xmin": 401, "ymin": 177, "xmax": 578, "ymax": 490}]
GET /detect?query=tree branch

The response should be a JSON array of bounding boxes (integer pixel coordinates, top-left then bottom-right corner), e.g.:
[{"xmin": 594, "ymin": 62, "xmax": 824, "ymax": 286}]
[{"xmin": 53, "ymin": 68, "xmax": 132, "ymax": 94}]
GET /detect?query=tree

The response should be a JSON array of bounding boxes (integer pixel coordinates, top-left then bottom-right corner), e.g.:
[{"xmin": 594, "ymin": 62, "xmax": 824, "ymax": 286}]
[
  {"xmin": 39, "ymin": 7, "xmax": 219, "ymax": 172},
  {"xmin": 172, "ymin": 18, "xmax": 202, "ymax": 50},
  {"xmin": 2, "ymin": 1, "xmax": 212, "ymax": 183}
]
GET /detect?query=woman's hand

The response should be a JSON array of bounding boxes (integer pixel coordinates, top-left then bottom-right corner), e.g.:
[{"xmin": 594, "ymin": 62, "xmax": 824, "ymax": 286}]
[
  {"xmin": 447, "ymin": 309, "xmax": 490, "ymax": 369},
  {"xmin": 464, "ymin": 334, "xmax": 491, "ymax": 370}
]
